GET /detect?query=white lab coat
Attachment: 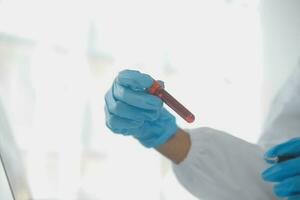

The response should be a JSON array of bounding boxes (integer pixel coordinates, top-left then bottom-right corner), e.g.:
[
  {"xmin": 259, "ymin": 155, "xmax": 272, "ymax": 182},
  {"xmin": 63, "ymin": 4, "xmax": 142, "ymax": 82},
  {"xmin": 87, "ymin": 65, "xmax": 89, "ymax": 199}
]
[
  {"xmin": 172, "ymin": 67, "xmax": 300, "ymax": 200},
  {"xmin": 172, "ymin": 0, "xmax": 300, "ymax": 199}
]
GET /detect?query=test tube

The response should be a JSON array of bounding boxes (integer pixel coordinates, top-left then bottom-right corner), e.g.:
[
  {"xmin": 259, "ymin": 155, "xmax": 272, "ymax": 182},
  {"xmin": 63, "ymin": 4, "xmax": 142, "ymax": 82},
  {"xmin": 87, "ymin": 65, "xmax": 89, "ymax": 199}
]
[
  {"xmin": 265, "ymin": 155, "xmax": 298, "ymax": 163},
  {"xmin": 148, "ymin": 80, "xmax": 195, "ymax": 123}
]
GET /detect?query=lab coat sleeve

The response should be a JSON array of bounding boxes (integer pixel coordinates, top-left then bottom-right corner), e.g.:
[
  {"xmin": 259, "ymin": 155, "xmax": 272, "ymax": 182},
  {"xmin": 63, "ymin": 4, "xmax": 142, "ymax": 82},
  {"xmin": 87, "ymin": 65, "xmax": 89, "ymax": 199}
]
[
  {"xmin": 259, "ymin": 66, "xmax": 300, "ymax": 148},
  {"xmin": 258, "ymin": 0, "xmax": 300, "ymax": 148},
  {"xmin": 172, "ymin": 127, "xmax": 278, "ymax": 200}
]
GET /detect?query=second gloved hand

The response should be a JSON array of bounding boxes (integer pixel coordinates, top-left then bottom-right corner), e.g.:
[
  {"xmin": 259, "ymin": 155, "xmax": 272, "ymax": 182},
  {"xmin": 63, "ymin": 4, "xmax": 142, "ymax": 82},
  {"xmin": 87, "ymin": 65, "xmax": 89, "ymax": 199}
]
[
  {"xmin": 104, "ymin": 69, "xmax": 177, "ymax": 148},
  {"xmin": 262, "ymin": 138, "xmax": 300, "ymax": 199}
]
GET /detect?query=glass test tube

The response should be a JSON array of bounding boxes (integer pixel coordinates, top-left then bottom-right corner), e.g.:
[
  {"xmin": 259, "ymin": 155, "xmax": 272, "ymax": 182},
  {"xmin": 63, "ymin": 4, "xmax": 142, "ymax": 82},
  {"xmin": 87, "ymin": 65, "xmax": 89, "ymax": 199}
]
[{"xmin": 148, "ymin": 80, "xmax": 195, "ymax": 123}]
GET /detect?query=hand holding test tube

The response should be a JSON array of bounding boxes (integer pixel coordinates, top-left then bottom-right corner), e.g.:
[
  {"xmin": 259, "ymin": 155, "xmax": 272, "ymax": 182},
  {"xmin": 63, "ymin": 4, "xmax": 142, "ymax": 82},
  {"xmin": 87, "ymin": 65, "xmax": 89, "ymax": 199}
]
[{"xmin": 105, "ymin": 70, "xmax": 190, "ymax": 148}]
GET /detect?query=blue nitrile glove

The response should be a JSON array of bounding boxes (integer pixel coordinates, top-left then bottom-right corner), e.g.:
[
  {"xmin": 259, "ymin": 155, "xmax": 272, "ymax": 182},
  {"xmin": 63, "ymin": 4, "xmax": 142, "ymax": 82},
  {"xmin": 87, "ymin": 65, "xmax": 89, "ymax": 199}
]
[
  {"xmin": 262, "ymin": 138, "xmax": 300, "ymax": 199},
  {"xmin": 104, "ymin": 69, "xmax": 177, "ymax": 148}
]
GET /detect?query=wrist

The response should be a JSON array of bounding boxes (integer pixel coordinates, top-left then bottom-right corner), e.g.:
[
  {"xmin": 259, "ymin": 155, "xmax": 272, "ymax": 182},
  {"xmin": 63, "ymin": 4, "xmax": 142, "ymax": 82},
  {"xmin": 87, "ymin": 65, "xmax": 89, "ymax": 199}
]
[
  {"xmin": 137, "ymin": 124, "xmax": 178, "ymax": 148},
  {"xmin": 155, "ymin": 128, "xmax": 191, "ymax": 164}
]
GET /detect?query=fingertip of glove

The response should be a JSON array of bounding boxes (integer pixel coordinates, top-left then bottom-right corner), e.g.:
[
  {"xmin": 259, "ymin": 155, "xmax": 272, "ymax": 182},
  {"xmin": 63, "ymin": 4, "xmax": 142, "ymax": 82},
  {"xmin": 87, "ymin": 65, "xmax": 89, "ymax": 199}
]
[
  {"xmin": 264, "ymin": 147, "xmax": 278, "ymax": 159},
  {"xmin": 117, "ymin": 69, "xmax": 154, "ymax": 90},
  {"xmin": 273, "ymin": 183, "xmax": 288, "ymax": 198},
  {"xmin": 261, "ymin": 165, "xmax": 279, "ymax": 182}
]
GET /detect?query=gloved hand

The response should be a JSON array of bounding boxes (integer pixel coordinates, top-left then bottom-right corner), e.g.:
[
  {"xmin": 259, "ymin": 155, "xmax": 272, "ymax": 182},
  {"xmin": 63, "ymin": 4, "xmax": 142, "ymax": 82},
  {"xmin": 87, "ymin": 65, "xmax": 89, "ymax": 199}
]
[
  {"xmin": 104, "ymin": 69, "xmax": 177, "ymax": 148},
  {"xmin": 262, "ymin": 138, "xmax": 300, "ymax": 199}
]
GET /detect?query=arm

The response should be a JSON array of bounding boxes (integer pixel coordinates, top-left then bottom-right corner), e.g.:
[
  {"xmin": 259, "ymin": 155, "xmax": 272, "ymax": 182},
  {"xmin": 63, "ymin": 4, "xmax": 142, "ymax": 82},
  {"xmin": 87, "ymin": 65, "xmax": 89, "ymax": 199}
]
[
  {"xmin": 169, "ymin": 127, "xmax": 278, "ymax": 200},
  {"xmin": 156, "ymin": 128, "xmax": 191, "ymax": 164},
  {"xmin": 259, "ymin": 66, "xmax": 300, "ymax": 148},
  {"xmin": 105, "ymin": 70, "xmax": 277, "ymax": 199},
  {"xmin": 259, "ymin": 0, "xmax": 300, "ymax": 148}
]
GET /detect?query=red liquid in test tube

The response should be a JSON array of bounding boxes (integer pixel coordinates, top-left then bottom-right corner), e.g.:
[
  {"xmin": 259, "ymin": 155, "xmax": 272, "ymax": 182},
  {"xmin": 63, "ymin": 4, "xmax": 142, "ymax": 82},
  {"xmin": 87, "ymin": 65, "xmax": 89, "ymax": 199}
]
[{"xmin": 148, "ymin": 80, "xmax": 195, "ymax": 123}]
